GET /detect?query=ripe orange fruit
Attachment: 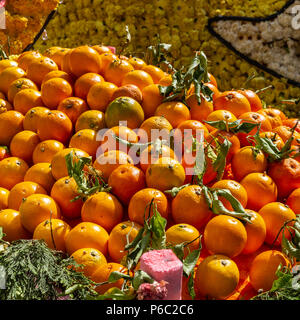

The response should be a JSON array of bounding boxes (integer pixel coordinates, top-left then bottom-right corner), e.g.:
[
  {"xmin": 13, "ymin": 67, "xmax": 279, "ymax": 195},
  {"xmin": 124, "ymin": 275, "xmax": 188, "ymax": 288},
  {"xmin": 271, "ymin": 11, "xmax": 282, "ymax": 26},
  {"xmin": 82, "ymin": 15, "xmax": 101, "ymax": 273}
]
[
  {"xmin": 259, "ymin": 131, "xmax": 284, "ymax": 150},
  {"xmin": 92, "ymin": 45, "xmax": 111, "ymax": 55},
  {"xmin": 272, "ymin": 125, "xmax": 300, "ymax": 146},
  {"xmin": 0, "ymin": 110, "xmax": 24, "ymax": 146},
  {"xmin": 205, "ymin": 110, "xmax": 237, "ymax": 132},
  {"xmin": 0, "ymin": 59, "xmax": 18, "ymax": 73},
  {"xmin": 13, "ymin": 89, "xmax": 44, "ymax": 115},
  {"xmin": 19, "ymin": 194, "xmax": 61, "ymax": 233},
  {"xmin": 70, "ymin": 248, "xmax": 107, "ymax": 278},
  {"xmin": 7, "ymin": 78, "xmax": 37, "ymax": 103},
  {"xmin": 139, "ymin": 116, "xmax": 173, "ymax": 143},
  {"xmin": 195, "ymin": 254, "xmax": 239, "ymax": 300},
  {"xmin": 74, "ymin": 72, "xmax": 104, "ymax": 100},
  {"xmin": 0, "ymin": 157, "xmax": 29, "ymax": 190},
  {"xmin": 75, "ymin": 109, "xmax": 106, "ymax": 132},
  {"xmin": 23, "ymin": 107, "xmax": 50, "ymax": 133},
  {"xmin": 99, "ymin": 52, "xmax": 118, "ymax": 74},
  {"xmin": 10, "ymin": 130, "xmax": 40, "ymax": 163},
  {"xmin": 32, "ymin": 140, "xmax": 65, "ymax": 164},
  {"xmin": 17, "ymin": 51, "xmax": 42, "ymax": 71},
  {"xmin": 241, "ymin": 210, "xmax": 266, "ymax": 254},
  {"xmin": 128, "ymin": 56, "xmax": 147, "ymax": 70},
  {"xmin": 204, "ymin": 215, "xmax": 247, "ymax": 258},
  {"xmin": 258, "ymin": 108, "xmax": 282, "ymax": 128},
  {"xmin": 146, "ymin": 157, "xmax": 186, "ymax": 192},
  {"xmin": 8, "ymin": 181, "xmax": 47, "ymax": 210},
  {"xmin": 231, "ymin": 146, "xmax": 267, "ymax": 181},
  {"xmin": 37, "ymin": 110, "xmax": 73, "ymax": 144},
  {"xmin": 214, "ymin": 91, "xmax": 251, "ymax": 118},
  {"xmin": 258, "ymin": 202, "xmax": 296, "ymax": 246},
  {"xmin": 104, "ymin": 59, "xmax": 134, "ymax": 86},
  {"xmin": 0, "ymin": 98, "xmax": 13, "ymax": 114},
  {"xmin": 108, "ymin": 220, "xmax": 143, "ymax": 263},
  {"xmin": 44, "ymin": 47, "xmax": 70, "ymax": 70},
  {"xmin": 141, "ymin": 84, "xmax": 164, "ymax": 118},
  {"xmin": 121, "ymin": 69, "xmax": 154, "ymax": 91},
  {"xmin": 0, "ymin": 187, "xmax": 9, "ymax": 210},
  {"xmin": 42, "ymin": 70, "xmax": 74, "ymax": 86},
  {"xmin": 26, "ymin": 57, "xmax": 58, "ymax": 86},
  {"xmin": 50, "ymin": 176, "xmax": 83, "ymax": 220},
  {"xmin": 142, "ymin": 65, "xmax": 165, "ymax": 84},
  {"xmin": 69, "ymin": 46, "xmax": 102, "ymax": 77},
  {"xmin": 111, "ymin": 84, "xmax": 143, "ymax": 104},
  {"xmin": 171, "ymin": 185, "xmax": 212, "ymax": 229},
  {"xmin": 51, "ymin": 148, "xmax": 89, "ymax": 181},
  {"xmin": 286, "ymin": 188, "xmax": 300, "ymax": 214},
  {"xmin": 241, "ymin": 172, "xmax": 278, "ymax": 211},
  {"xmin": 0, "ymin": 209, "xmax": 31, "ymax": 242},
  {"xmin": 105, "ymin": 96, "xmax": 145, "ymax": 129},
  {"xmin": 87, "ymin": 81, "xmax": 118, "ymax": 112},
  {"xmin": 33, "ymin": 218, "xmax": 71, "ymax": 251},
  {"xmin": 155, "ymin": 101, "xmax": 191, "ymax": 128},
  {"xmin": 204, "ymin": 83, "xmax": 220, "ymax": 102},
  {"xmin": 128, "ymin": 188, "xmax": 169, "ymax": 225},
  {"xmin": 24, "ymin": 162, "xmax": 55, "ymax": 193},
  {"xmin": 60, "ymin": 48, "xmax": 73, "ymax": 74},
  {"xmin": 0, "ymin": 66, "xmax": 27, "ymax": 95},
  {"xmin": 249, "ymin": 250, "xmax": 290, "ymax": 291},
  {"xmin": 237, "ymin": 89, "xmax": 263, "ymax": 112},
  {"xmin": 282, "ymin": 118, "xmax": 300, "ymax": 133},
  {"xmin": 108, "ymin": 164, "xmax": 146, "ymax": 205},
  {"xmin": 65, "ymin": 221, "xmax": 109, "ymax": 256},
  {"xmin": 186, "ymin": 94, "xmax": 214, "ymax": 122}
]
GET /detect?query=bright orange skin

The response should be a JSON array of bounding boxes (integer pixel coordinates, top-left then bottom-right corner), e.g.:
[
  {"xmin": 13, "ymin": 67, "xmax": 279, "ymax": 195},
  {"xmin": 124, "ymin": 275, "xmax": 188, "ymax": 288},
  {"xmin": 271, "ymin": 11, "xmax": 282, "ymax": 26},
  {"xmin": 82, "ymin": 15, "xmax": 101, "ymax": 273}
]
[
  {"xmin": 272, "ymin": 125, "xmax": 300, "ymax": 146},
  {"xmin": 0, "ymin": 59, "xmax": 18, "ymax": 73},
  {"xmin": 121, "ymin": 69, "xmax": 154, "ymax": 91},
  {"xmin": 33, "ymin": 218, "xmax": 71, "ymax": 252},
  {"xmin": 0, "ymin": 66, "xmax": 27, "ymax": 95},
  {"xmin": 65, "ymin": 221, "xmax": 109, "ymax": 256},
  {"xmin": 269, "ymin": 108, "xmax": 287, "ymax": 121},
  {"xmin": 282, "ymin": 118, "xmax": 300, "ymax": 133},
  {"xmin": 268, "ymin": 158, "xmax": 300, "ymax": 199},
  {"xmin": 0, "ymin": 99, "xmax": 13, "ymax": 114},
  {"xmin": 237, "ymin": 89, "xmax": 263, "ymax": 112},
  {"xmin": 249, "ymin": 250, "xmax": 290, "ymax": 291},
  {"xmin": 57, "ymin": 97, "xmax": 88, "ymax": 125},
  {"xmin": 24, "ymin": 163, "xmax": 55, "ymax": 193},
  {"xmin": 0, "ymin": 111, "xmax": 24, "ymax": 146},
  {"xmin": 204, "ymin": 215, "xmax": 247, "ymax": 258},
  {"xmin": 13, "ymin": 89, "xmax": 44, "ymax": 115},
  {"xmin": 104, "ymin": 59, "xmax": 134, "ymax": 86},
  {"xmin": 231, "ymin": 146, "xmax": 267, "ymax": 181},
  {"xmin": 111, "ymin": 84, "xmax": 143, "ymax": 104},
  {"xmin": 17, "ymin": 51, "xmax": 42, "ymax": 71},
  {"xmin": 204, "ymin": 83, "xmax": 220, "ymax": 102},
  {"xmin": 259, "ymin": 131, "xmax": 284, "ymax": 150},
  {"xmin": 142, "ymin": 65, "xmax": 165, "ymax": 84},
  {"xmin": 141, "ymin": 84, "xmax": 164, "ymax": 118},
  {"xmin": 187, "ymin": 94, "xmax": 214, "ymax": 122},
  {"xmin": 50, "ymin": 176, "xmax": 84, "ymax": 220},
  {"xmin": 128, "ymin": 188, "xmax": 169, "ymax": 225},
  {"xmin": 19, "ymin": 194, "xmax": 61, "ymax": 233},
  {"xmin": 108, "ymin": 164, "xmax": 146, "ymax": 206},
  {"xmin": 7, "ymin": 78, "xmax": 37, "ymax": 103},
  {"xmin": 10, "ymin": 130, "xmax": 40, "ymax": 163},
  {"xmin": 258, "ymin": 108, "xmax": 282, "ymax": 128},
  {"xmin": 26, "ymin": 57, "xmax": 58, "ymax": 86},
  {"xmin": 92, "ymin": 45, "xmax": 111, "ymax": 55},
  {"xmin": 0, "ymin": 209, "xmax": 31, "ymax": 242},
  {"xmin": 75, "ymin": 110, "xmax": 106, "ymax": 132},
  {"xmin": 74, "ymin": 72, "xmax": 104, "ymax": 100},
  {"xmin": 205, "ymin": 110, "xmax": 237, "ymax": 132},
  {"xmin": 139, "ymin": 116, "xmax": 173, "ymax": 143},
  {"xmin": 23, "ymin": 107, "xmax": 50, "ymax": 133},
  {"xmin": 33, "ymin": 140, "xmax": 64, "ymax": 164},
  {"xmin": 155, "ymin": 101, "xmax": 191, "ymax": 128},
  {"xmin": 42, "ymin": 70, "xmax": 74, "ymax": 87},
  {"xmin": 214, "ymin": 91, "xmax": 251, "ymax": 118},
  {"xmin": 0, "ymin": 187, "xmax": 9, "ymax": 210},
  {"xmin": 241, "ymin": 172, "xmax": 278, "ymax": 212},
  {"xmin": 286, "ymin": 188, "xmax": 300, "ymax": 214},
  {"xmin": 61, "ymin": 48, "xmax": 73, "ymax": 74},
  {"xmin": 37, "ymin": 110, "xmax": 73, "ymax": 144},
  {"xmin": 172, "ymin": 185, "xmax": 212, "ymax": 230},
  {"xmin": 8, "ymin": 181, "xmax": 47, "ymax": 210},
  {"xmin": 0, "ymin": 157, "xmax": 29, "ymax": 190},
  {"xmin": 108, "ymin": 221, "xmax": 143, "ymax": 263},
  {"xmin": 87, "ymin": 81, "xmax": 118, "ymax": 112},
  {"xmin": 99, "ymin": 52, "xmax": 118, "ymax": 74},
  {"xmin": 128, "ymin": 57, "xmax": 147, "ymax": 70},
  {"xmin": 44, "ymin": 47, "xmax": 70, "ymax": 70}
]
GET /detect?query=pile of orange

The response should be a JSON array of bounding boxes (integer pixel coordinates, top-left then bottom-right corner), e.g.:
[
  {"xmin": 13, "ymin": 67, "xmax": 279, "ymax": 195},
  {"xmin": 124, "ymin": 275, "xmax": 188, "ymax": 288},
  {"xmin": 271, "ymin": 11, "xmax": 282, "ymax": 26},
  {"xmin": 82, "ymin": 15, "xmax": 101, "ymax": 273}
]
[{"xmin": 0, "ymin": 45, "xmax": 299, "ymax": 300}]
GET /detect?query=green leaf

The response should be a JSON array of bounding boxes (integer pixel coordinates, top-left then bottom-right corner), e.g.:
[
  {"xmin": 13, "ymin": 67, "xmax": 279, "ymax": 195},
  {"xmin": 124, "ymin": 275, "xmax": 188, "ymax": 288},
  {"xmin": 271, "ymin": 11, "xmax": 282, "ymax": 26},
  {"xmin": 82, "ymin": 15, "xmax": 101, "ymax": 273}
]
[
  {"xmin": 108, "ymin": 271, "xmax": 132, "ymax": 283},
  {"xmin": 93, "ymin": 287, "xmax": 136, "ymax": 300},
  {"xmin": 212, "ymin": 138, "xmax": 232, "ymax": 181},
  {"xmin": 183, "ymin": 236, "xmax": 202, "ymax": 278},
  {"xmin": 187, "ymin": 269, "xmax": 196, "ymax": 300},
  {"xmin": 132, "ymin": 270, "xmax": 154, "ymax": 291},
  {"xmin": 150, "ymin": 205, "xmax": 167, "ymax": 250}
]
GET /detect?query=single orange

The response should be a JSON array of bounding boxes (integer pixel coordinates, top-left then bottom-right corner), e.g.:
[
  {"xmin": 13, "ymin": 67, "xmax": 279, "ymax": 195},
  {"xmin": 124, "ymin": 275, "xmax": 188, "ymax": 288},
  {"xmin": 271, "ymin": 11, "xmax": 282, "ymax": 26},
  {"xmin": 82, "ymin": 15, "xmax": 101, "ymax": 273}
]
[
  {"xmin": 121, "ymin": 69, "xmax": 154, "ymax": 91},
  {"xmin": 14, "ymin": 89, "xmax": 44, "ymax": 115},
  {"xmin": 74, "ymin": 72, "xmax": 104, "ymax": 100},
  {"xmin": 0, "ymin": 66, "xmax": 27, "ymax": 95},
  {"xmin": 17, "ymin": 51, "xmax": 42, "ymax": 71},
  {"xmin": 7, "ymin": 77, "xmax": 37, "ymax": 103},
  {"xmin": 142, "ymin": 65, "xmax": 165, "ymax": 84},
  {"xmin": 128, "ymin": 56, "xmax": 147, "ymax": 70},
  {"xmin": 0, "ymin": 110, "xmax": 24, "ymax": 146},
  {"xmin": 75, "ymin": 110, "xmax": 106, "ymax": 132},
  {"xmin": 104, "ymin": 59, "xmax": 134, "ymax": 86},
  {"xmin": 139, "ymin": 116, "xmax": 173, "ymax": 143},
  {"xmin": 286, "ymin": 188, "xmax": 300, "ymax": 214},
  {"xmin": 258, "ymin": 108, "xmax": 282, "ymax": 128},
  {"xmin": 111, "ymin": 84, "xmax": 143, "ymax": 104},
  {"xmin": 187, "ymin": 94, "xmax": 214, "ymax": 122},
  {"xmin": 0, "ymin": 187, "xmax": 9, "ymax": 210},
  {"xmin": 141, "ymin": 84, "xmax": 164, "ymax": 118},
  {"xmin": 205, "ymin": 110, "xmax": 237, "ymax": 132},
  {"xmin": 237, "ymin": 89, "xmax": 263, "ymax": 112},
  {"xmin": 26, "ymin": 57, "xmax": 58, "ymax": 86},
  {"xmin": 23, "ymin": 106, "xmax": 50, "ymax": 132},
  {"xmin": 0, "ymin": 59, "xmax": 18, "ymax": 73}
]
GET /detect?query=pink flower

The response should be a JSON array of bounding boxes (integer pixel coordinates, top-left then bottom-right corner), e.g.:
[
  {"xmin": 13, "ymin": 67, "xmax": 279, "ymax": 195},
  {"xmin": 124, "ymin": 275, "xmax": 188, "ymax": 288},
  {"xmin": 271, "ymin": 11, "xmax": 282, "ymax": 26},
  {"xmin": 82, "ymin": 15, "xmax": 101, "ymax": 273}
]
[{"xmin": 137, "ymin": 280, "xmax": 168, "ymax": 300}]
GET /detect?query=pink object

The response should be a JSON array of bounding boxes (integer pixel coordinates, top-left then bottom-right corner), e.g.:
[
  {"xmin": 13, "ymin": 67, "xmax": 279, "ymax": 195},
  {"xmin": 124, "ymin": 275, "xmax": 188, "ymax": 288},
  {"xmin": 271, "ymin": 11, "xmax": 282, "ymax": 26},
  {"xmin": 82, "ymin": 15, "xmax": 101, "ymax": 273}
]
[
  {"xmin": 0, "ymin": 1, "xmax": 6, "ymax": 8},
  {"xmin": 137, "ymin": 280, "xmax": 168, "ymax": 300},
  {"xmin": 107, "ymin": 46, "xmax": 116, "ymax": 54},
  {"xmin": 140, "ymin": 249, "xmax": 183, "ymax": 300}
]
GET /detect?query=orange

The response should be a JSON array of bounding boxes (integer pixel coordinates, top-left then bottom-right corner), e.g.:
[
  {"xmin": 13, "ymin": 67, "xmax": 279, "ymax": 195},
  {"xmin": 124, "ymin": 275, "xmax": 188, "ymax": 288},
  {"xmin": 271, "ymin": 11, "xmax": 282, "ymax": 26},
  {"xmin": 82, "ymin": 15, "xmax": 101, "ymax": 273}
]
[
  {"xmin": 50, "ymin": 176, "xmax": 84, "ymax": 220},
  {"xmin": 121, "ymin": 69, "xmax": 154, "ymax": 91},
  {"xmin": 17, "ymin": 51, "xmax": 42, "ymax": 71},
  {"xmin": 0, "ymin": 209, "xmax": 31, "ymax": 241},
  {"xmin": 7, "ymin": 78, "xmax": 37, "ymax": 103},
  {"xmin": 139, "ymin": 116, "xmax": 173, "ymax": 143},
  {"xmin": 286, "ymin": 188, "xmax": 300, "ymax": 214},
  {"xmin": 91, "ymin": 262, "xmax": 128, "ymax": 294},
  {"xmin": 249, "ymin": 250, "xmax": 290, "ymax": 292},
  {"xmin": 142, "ymin": 65, "xmax": 165, "ymax": 84},
  {"xmin": 74, "ymin": 72, "xmax": 104, "ymax": 100},
  {"xmin": 211, "ymin": 180, "xmax": 248, "ymax": 210},
  {"xmin": 108, "ymin": 220, "xmax": 142, "ymax": 263},
  {"xmin": 105, "ymin": 96, "xmax": 145, "ymax": 129},
  {"xmin": 10, "ymin": 130, "xmax": 40, "ymax": 163},
  {"xmin": 42, "ymin": 70, "xmax": 74, "ymax": 87},
  {"xmin": 269, "ymin": 108, "xmax": 287, "ymax": 121},
  {"xmin": 70, "ymin": 248, "xmax": 107, "ymax": 278},
  {"xmin": 241, "ymin": 172, "xmax": 278, "ymax": 211},
  {"xmin": 204, "ymin": 83, "xmax": 220, "ymax": 102},
  {"xmin": 108, "ymin": 164, "xmax": 146, "ymax": 205},
  {"xmin": 69, "ymin": 46, "xmax": 102, "ymax": 77},
  {"xmin": 128, "ymin": 56, "xmax": 147, "ymax": 70},
  {"xmin": 205, "ymin": 109, "xmax": 237, "ymax": 132},
  {"xmin": 141, "ymin": 84, "xmax": 164, "ymax": 118},
  {"xmin": 75, "ymin": 110, "xmax": 106, "ymax": 132},
  {"xmin": 33, "ymin": 218, "xmax": 71, "ymax": 251},
  {"xmin": 51, "ymin": 148, "xmax": 89, "ymax": 181},
  {"xmin": 195, "ymin": 254, "xmax": 239, "ymax": 300},
  {"xmin": 0, "ymin": 66, "xmax": 26, "ymax": 95},
  {"xmin": 158, "ymin": 74, "xmax": 173, "ymax": 86},
  {"xmin": 104, "ymin": 59, "xmax": 134, "ymax": 86},
  {"xmin": 258, "ymin": 108, "xmax": 282, "ymax": 128},
  {"xmin": 0, "ymin": 98, "xmax": 13, "ymax": 114},
  {"xmin": 241, "ymin": 210, "xmax": 266, "ymax": 254},
  {"xmin": 92, "ymin": 45, "xmax": 111, "ymax": 55},
  {"xmin": 0, "ymin": 110, "xmax": 24, "ymax": 146},
  {"xmin": 57, "ymin": 96, "xmax": 89, "ymax": 125},
  {"xmin": 0, "ymin": 187, "xmax": 9, "ymax": 210},
  {"xmin": 0, "ymin": 157, "xmax": 29, "ymax": 190},
  {"xmin": 258, "ymin": 202, "xmax": 296, "ymax": 246},
  {"xmin": 99, "ymin": 52, "xmax": 118, "ymax": 74},
  {"xmin": 166, "ymin": 223, "xmax": 201, "ymax": 257},
  {"xmin": 14, "ymin": 89, "xmax": 44, "ymax": 115},
  {"xmin": 259, "ymin": 131, "xmax": 284, "ymax": 150},
  {"xmin": 128, "ymin": 188, "xmax": 169, "ymax": 225},
  {"xmin": 231, "ymin": 146, "xmax": 267, "ymax": 181},
  {"xmin": 204, "ymin": 215, "xmax": 247, "ymax": 258},
  {"xmin": 8, "ymin": 181, "xmax": 47, "ymax": 210},
  {"xmin": 37, "ymin": 110, "xmax": 73, "ymax": 144},
  {"xmin": 237, "ymin": 89, "xmax": 263, "ymax": 112},
  {"xmin": 186, "ymin": 94, "xmax": 214, "ymax": 122},
  {"xmin": 155, "ymin": 101, "xmax": 191, "ymax": 128},
  {"xmin": 0, "ymin": 59, "xmax": 18, "ymax": 73},
  {"xmin": 43, "ymin": 47, "xmax": 70, "ymax": 69},
  {"xmin": 19, "ymin": 194, "xmax": 61, "ymax": 233},
  {"xmin": 26, "ymin": 57, "xmax": 58, "ymax": 86},
  {"xmin": 87, "ymin": 81, "xmax": 118, "ymax": 112},
  {"xmin": 41, "ymin": 78, "xmax": 73, "ymax": 109},
  {"xmin": 24, "ymin": 162, "xmax": 56, "ymax": 193},
  {"xmin": 208, "ymin": 73, "xmax": 218, "ymax": 88},
  {"xmin": 65, "ymin": 221, "xmax": 109, "ymax": 256},
  {"xmin": 171, "ymin": 185, "xmax": 212, "ymax": 230},
  {"xmin": 272, "ymin": 125, "xmax": 300, "ymax": 146},
  {"xmin": 32, "ymin": 140, "xmax": 65, "ymax": 164},
  {"xmin": 111, "ymin": 84, "xmax": 143, "ymax": 104},
  {"xmin": 146, "ymin": 157, "xmax": 186, "ymax": 192},
  {"xmin": 61, "ymin": 48, "xmax": 73, "ymax": 74},
  {"xmin": 282, "ymin": 118, "xmax": 300, "ymax": 133}
]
